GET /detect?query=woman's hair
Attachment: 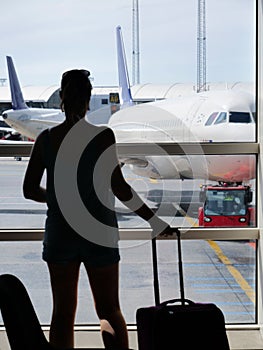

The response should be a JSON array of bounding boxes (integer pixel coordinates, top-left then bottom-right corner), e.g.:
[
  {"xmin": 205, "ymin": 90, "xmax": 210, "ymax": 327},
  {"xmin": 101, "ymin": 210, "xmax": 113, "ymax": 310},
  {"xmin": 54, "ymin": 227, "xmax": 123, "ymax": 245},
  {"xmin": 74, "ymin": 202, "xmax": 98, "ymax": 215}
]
[{"xmin": 60, "ymin": 69, "xmax": 92, "ymax": 125}]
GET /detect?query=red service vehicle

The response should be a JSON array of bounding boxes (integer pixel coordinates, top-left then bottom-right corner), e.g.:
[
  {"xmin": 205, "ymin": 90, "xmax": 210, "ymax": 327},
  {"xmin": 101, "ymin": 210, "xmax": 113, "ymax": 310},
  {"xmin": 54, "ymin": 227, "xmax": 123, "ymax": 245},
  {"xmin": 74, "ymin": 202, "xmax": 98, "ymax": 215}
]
[{"xmin": 198, "ymin": 183, "xmax": 255, "ymax": 227}]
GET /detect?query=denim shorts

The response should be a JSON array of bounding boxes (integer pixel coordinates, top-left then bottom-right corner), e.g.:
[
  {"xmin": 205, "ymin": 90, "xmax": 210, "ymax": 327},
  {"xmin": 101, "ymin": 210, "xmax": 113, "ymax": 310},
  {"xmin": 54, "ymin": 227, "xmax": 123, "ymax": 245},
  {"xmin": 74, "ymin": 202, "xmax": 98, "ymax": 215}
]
[{"xmin": 42, "ymin": 218, "xmax": 120, "ymax": 267}]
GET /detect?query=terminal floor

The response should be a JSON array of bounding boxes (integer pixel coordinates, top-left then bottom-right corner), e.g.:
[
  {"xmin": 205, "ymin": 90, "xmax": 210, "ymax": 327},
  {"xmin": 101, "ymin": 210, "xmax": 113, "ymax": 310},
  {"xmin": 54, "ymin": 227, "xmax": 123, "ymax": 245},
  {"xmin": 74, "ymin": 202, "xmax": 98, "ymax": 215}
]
[{"xmin": 0, "ymin": 329, "xmax": 263, "ymax": 349}]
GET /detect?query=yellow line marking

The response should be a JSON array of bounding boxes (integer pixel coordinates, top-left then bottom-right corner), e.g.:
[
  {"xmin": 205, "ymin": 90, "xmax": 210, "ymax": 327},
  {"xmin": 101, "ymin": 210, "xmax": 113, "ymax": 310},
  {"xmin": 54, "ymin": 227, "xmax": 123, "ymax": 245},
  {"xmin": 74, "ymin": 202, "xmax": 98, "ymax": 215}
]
[
  {"xmin": 207, "ymin": 240, "xmax": 255, "ymax": 304},
  {"xmin": 150, "ymin": 178, "xmax": 158, "ymax": 184},
  {"xmin": 173, "ymin": 204, "xmax": 255, "ymax": 304},
  {"xmin": 172, "ymin": 203, "xmax": 198, "ymax": 227}
]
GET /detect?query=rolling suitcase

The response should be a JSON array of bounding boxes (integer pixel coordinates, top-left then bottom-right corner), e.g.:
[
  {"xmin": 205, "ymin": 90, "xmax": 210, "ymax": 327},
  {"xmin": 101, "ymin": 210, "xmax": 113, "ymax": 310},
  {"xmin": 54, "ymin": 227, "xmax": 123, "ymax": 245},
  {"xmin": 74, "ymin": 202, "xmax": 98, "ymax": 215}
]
[{"xmin": 136, "ymin": 229, "xmax": 230, "ymax": 350}]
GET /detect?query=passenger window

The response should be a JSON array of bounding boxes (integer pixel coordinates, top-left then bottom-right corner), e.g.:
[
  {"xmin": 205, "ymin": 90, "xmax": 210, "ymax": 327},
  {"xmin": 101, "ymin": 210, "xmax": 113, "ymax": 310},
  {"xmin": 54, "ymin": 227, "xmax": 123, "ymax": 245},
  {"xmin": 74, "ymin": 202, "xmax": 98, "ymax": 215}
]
[
  {"xmin": 214, "ymin": 112, "xmax": 227, "ymax": 124},
  {"xmin": 205, "ymin": 112, "xmax": 218, "ymax": 125},
  {"xmin": 229, "ymin": 111, "xmax": 251, "ymax": 123}
]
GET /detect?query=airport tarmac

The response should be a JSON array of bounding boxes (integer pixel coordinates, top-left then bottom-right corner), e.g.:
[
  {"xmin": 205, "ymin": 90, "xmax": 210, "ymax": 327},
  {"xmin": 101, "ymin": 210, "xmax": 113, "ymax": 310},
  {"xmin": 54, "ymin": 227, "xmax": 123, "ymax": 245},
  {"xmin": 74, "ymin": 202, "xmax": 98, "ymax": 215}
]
[{"xmin": 0, "ymin": 158, "xmax": 256, "ymax": 326}]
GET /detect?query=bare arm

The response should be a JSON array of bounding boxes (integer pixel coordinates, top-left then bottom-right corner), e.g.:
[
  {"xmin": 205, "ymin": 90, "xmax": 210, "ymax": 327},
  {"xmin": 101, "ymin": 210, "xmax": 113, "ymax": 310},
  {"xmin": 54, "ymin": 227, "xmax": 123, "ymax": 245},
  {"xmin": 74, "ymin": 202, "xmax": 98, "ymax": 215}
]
[
  {"xmin": 112, "ymin": 164, "xmax": 157, "ymax": 220},
  {"xmin": 107, "ymin": 128, "xmax": 173, "ymax": 235},
  {"xmin": 23, "ymin": 132, "xmax": 46, "ymax": 203}
]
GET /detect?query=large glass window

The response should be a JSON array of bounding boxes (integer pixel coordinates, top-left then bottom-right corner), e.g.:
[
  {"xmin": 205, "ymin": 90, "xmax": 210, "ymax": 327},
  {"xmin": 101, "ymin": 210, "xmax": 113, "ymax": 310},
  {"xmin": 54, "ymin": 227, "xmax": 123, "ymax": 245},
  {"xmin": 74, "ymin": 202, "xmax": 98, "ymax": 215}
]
[
  {"xmin": 0, "ymin": 239, "xmax": 256, "ymax": 325},
  {"xmin": 0, "ymin": 156, "xmax": 256, "ymax": 230},
  {"xmin": 0, "ymin": 0, "xmax": 258, "ymax": 331},
  {"xmin": 0, "ymin": 152, "xmax": 258, "ymax": 326}
]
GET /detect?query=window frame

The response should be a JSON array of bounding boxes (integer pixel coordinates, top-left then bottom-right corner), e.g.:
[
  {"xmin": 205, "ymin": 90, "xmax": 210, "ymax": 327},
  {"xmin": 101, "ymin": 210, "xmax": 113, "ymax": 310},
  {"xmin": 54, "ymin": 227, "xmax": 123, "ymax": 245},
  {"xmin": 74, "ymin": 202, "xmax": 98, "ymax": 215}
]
[{"xmin": 0, "ymin": 0, "xmax": 261, "ymax": 332}]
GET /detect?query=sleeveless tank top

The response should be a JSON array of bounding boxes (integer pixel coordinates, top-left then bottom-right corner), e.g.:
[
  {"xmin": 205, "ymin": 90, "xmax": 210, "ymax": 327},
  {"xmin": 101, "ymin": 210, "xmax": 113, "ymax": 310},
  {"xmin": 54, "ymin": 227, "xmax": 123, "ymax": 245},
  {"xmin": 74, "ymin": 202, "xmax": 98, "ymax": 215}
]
[{"xmin": 41, "ymin": 125, "xmax": 119, "ymax": 251}]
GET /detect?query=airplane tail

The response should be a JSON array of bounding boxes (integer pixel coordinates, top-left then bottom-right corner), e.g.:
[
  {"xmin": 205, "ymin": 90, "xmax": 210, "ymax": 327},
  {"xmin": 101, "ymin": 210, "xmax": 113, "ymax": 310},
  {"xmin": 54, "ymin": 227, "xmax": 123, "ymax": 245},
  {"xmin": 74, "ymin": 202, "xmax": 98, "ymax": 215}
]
[
  {"xmin": 116, "ymin": 26, "xmax": 134, "ymax": 107},
  {"xmin": 6, "ymin": 56, "xmax": 28, "ymax": 110}
]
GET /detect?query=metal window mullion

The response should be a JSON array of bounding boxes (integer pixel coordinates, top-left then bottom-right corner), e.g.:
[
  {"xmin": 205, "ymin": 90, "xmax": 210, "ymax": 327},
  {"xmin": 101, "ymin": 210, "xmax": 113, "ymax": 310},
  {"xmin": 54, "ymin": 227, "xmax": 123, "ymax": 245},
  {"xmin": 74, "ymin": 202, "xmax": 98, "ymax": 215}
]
[
  {"xmin": 0, "ymin": 142, "xmax": 259, "ymax": 157},
  {"xmin": 0, "ymin": 228, "xmax": 259, "ymax": 241},
  {"xmin": 116, "ymin": 142, "xmax": 259, "ymax": 156}
]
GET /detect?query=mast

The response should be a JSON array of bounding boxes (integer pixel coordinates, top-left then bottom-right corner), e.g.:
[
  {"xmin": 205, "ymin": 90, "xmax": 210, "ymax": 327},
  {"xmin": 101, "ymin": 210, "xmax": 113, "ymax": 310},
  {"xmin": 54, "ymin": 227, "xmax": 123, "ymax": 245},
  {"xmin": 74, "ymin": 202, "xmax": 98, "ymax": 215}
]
[
  {"xmin": 132, "ymin": 0, "xmax": 140, "ymax": 85},
  {"xmin": 197, "ymin": 0, "xmax": 207, "ymax": 92}
]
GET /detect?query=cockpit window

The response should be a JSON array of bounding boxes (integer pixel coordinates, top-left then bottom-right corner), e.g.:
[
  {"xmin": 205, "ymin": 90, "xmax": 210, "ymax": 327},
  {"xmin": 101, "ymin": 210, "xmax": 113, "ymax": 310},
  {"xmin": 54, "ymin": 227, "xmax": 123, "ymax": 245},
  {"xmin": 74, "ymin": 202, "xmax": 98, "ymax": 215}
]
[
  {"xmin": 214, "ymin": 112, "xmax": 227, "ymax": 124},
  {"xmin": 205, "ymin": 112, "xmax": 218, "ymax": 126},
  {"xmin": 229, "ymin": 111, "xmax": 251, "ymax": 123}
]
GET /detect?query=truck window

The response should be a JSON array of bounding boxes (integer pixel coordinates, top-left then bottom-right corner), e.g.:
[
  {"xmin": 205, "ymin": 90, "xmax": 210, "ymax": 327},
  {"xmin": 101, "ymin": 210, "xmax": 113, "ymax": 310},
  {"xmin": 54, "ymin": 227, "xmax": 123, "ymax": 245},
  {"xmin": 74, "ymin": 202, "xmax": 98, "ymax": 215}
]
[{"xmin": 204, "ymin": 189, "xmax": 246, "ymax": 216}]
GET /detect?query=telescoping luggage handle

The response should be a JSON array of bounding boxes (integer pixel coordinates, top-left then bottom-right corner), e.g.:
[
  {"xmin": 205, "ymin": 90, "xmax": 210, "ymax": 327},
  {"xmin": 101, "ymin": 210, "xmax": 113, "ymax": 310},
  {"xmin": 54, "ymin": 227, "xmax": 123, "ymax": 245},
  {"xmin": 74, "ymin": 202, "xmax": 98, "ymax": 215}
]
[{"xmin": 151, "ymin": 228, "xmax": 185, "ymax": 306}]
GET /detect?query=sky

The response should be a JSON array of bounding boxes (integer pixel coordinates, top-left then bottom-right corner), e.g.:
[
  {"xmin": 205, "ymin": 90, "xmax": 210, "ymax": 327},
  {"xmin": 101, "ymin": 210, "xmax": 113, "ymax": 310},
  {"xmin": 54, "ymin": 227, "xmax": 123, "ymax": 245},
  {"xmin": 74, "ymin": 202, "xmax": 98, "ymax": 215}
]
[{"xmin": 0, "ymin": 0, "xmax": 256, "ymax": 87}]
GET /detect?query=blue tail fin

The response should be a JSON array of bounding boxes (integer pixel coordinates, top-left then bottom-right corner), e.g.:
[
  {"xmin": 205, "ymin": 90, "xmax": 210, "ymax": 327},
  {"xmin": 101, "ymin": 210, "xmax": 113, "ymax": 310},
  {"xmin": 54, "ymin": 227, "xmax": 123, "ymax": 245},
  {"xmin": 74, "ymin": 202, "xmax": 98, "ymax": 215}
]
[
  {"xmin": 116, "ymin": 26, "xmax": 134, "ymax": 107},
  {"xmin": 6, "ymin": 56, "xmax": 28, "ymax": 110}
]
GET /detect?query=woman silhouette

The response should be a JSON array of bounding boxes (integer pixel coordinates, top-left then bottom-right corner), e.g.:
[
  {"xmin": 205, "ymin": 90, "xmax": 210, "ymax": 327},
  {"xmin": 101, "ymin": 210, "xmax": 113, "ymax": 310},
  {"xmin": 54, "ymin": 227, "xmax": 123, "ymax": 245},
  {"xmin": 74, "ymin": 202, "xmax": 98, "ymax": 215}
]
[{"xmin": 23, "ymin": 69, "xmax": 173, "ymax": 349}]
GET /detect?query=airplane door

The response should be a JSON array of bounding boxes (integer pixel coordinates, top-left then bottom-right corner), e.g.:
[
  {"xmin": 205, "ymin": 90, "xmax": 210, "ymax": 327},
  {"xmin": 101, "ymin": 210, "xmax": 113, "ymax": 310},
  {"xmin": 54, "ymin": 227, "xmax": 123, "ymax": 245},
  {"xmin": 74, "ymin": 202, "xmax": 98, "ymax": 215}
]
[{"xmin": 185, "ymin": 98, "xmax": 206, "ymax": 141}]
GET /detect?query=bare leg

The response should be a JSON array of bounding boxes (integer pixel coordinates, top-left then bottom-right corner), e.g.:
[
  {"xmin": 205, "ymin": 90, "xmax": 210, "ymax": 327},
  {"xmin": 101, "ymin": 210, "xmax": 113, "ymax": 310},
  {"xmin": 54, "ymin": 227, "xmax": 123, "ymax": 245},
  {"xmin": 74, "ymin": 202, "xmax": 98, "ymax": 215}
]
[
  {"xmin": 84, "ymin": 262, "xmax": 129, "ymax": 349},
  {"xmin": 47, "ymin": 261, "xmax": 81, "ymax": 349},
  {"xmin": 101, "ymin": 319, "xmax": 118, "ymax": 348}
]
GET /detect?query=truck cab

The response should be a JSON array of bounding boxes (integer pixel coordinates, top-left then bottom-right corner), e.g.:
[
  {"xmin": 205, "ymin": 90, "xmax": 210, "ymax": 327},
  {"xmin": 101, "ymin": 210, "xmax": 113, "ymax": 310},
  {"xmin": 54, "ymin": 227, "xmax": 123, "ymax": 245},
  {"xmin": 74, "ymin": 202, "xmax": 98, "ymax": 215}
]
[{"xmin": 198, "ymin": 184, "xmax": 255, "ymax": 227}]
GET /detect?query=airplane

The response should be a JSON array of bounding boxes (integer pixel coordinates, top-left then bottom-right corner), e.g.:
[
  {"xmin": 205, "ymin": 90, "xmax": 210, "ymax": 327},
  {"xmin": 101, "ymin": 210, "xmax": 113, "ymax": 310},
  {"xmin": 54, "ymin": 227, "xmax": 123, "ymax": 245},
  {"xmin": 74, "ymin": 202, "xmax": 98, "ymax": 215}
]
[
  {"xmin": 0, "ymin": 115, "xmax": 33, "ymax": 163},
  {"xmin": 2, "ymin": 27, "xmax": 256, "ymax": 184},
  {"xmin": 1, "ymin": 57, "xmax": 118, "ymax": 140},
  {"xmin": 108, "ymin": 27, "xmax": 256, "ymax": 183},
  {"xmin": 0, "ymin": 115, "xmax": 18, "ymax": 139},
  {"xmin": 0, "ymin": 114, "xmax": 34, "ymax": 148},
  {"xmin": 1, "ymin": 41, "xmax": 133, "ymax": 140},
  {"xmin": 1, "ymin": 56, "xmax": 64, "ymax": 140},
  {"xmin": 108, "ymin": 89, "xmax": 256, "ymax": 182}
]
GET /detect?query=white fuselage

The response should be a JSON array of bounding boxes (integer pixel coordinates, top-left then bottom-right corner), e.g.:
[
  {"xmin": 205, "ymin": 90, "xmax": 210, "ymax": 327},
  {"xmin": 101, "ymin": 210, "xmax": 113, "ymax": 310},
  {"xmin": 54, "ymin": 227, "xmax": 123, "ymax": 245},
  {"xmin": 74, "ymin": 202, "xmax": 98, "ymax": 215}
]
[
  {"xmin": 2, "ymin": 89, "xmax": 256, "ymax": 183},
  {"xmin": 108, "ymin": 90, "xmax": 256, "ymax": 182},
  {"xmin": 2, "ymin": 108, "xmax": 64, "ymax": 140}
]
